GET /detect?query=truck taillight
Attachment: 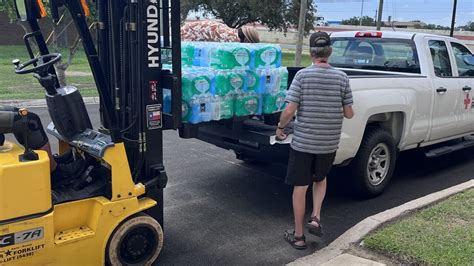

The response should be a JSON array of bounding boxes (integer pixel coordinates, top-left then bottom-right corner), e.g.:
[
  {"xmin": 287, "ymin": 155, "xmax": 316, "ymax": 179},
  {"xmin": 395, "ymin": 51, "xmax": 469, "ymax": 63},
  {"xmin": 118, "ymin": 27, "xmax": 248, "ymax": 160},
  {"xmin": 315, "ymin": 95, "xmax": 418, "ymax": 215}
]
[{"xmin": 355, "ymin": 32, "xmax": 382, "ymax": 38}]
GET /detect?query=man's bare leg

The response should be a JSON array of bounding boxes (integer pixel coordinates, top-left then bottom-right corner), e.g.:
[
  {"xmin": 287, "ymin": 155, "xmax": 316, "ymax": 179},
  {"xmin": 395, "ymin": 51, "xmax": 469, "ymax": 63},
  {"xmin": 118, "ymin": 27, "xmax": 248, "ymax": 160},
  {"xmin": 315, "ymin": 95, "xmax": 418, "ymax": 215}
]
[
  {"xmin": 311, "ymin": 178, "xmax": 327, "ymax": 225},
  {"xmin": 293, "ymin": 185, "xmax": 309, "ymax": 245}
]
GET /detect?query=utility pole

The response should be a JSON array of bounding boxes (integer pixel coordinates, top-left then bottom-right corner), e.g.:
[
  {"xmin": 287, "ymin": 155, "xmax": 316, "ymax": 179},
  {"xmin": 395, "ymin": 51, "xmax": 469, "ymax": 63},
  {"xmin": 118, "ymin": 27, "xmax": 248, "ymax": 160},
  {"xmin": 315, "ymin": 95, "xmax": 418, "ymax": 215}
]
[
  {"xmin": 295, "ymin": 0, "xmax": 308, "ymax": 67},
  {"xmin": 359, "ymin": 0, "xmax": 365, "ymax": 26},
  {"xmin": 450, "ymin": 0, "xmax": 457, "ymax": 37},
  {"xmin": 376, "ymin": 0, "xmax": 384, "ymax": 30}
]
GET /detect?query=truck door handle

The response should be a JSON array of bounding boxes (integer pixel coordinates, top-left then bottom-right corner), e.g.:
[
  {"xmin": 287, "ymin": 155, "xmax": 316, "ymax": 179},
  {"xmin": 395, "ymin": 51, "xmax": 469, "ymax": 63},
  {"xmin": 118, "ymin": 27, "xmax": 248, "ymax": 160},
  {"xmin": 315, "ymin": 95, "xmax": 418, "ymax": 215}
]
[
  {"xmin": 436, "ymin": 87, "xmax": 447, "ymax": 94},
  {"xmin": 462, "ymin": 86, "xmax": 472, "ymax": 92}
]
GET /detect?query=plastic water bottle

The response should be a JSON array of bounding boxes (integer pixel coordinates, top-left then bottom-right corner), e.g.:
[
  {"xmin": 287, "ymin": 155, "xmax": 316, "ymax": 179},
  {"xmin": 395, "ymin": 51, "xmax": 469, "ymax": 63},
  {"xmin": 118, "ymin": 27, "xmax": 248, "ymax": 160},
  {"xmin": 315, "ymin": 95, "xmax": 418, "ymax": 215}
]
[
  {"xmin": 199, "ymin": 94, "xmax": 213, "ymax": 122},
  {"xmin": 263, "ymin": 90, "xmax": 287, "ymax": 114},
  {"xmin": 228, "ymin": 70, "xmax": 246, "ymax": 92},
  {"xmin": 218, "ymin": 94, "xmax": 235, "ymax": 120},
  {"xmin": 211, "ymin": 43, "xmax": 251, "ymax": 69},
  {"xmin": 245, "ymin": 70, "xmax": 260, "ymax": 93},
  {"xmin": 192, "ymin": 42, "xmax": 211, "ymax": 67},
  {"xmin": 181, "ymin": 42, "xmax": 195, "ymax": 67},
  {"xmin": 211, "ymin": 96, "xmax": 221, "ymax": 121},
  {"xmin": 255, "ymin": 44, "xmax": 282, "ymax": 68},
  {"xmin": 234, "ymin": 91, "xmax": 262, "ymax": 116},
  {"xmin": 279, "ymin": 67, "xmax": 289, "ymax": 91},
  {"xmin": 214, "ymin": 70, "xmax": 230, "ymax": 96},
  {"xmin": 215, "ymin": 70, "xmax": 246, "ymax": 96},
  {"xmin": 191, "ymin": 69, "xmax": 214, "ymax": 96},
  {"xmin": 188, "ymin": 97, "xmax": 202, "ymax": 124},
  {"xmin": 182, "ymin": 100, "xmax": 192, "ymax": 123},
  {"xmin": 258, "ymin": 68, "xmax": 278, "ymax": 94},
  {"xmin": 182, "ymin": 69, "xmax": 194, "ymax": 101}
]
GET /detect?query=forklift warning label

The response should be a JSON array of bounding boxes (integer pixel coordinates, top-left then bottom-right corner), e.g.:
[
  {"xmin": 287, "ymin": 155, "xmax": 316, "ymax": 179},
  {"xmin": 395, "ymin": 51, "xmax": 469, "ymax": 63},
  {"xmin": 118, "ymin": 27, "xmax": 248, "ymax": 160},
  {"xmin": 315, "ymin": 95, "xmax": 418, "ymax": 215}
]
[
  {"xmin": 0, "ymin": 227, "xmax": 44, "ymax": 263},
  {"xmin": 147, "ymin": 104, "xmax": 162, "ymax": 130}
]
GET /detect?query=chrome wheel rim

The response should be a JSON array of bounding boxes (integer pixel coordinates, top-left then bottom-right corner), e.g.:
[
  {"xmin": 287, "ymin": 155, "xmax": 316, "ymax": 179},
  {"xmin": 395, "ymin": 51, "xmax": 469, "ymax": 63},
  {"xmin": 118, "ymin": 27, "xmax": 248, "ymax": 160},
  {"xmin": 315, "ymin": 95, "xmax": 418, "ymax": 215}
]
[{"xmin": 367, "ymin": 143, "xmax": 390, "ymax": 186}]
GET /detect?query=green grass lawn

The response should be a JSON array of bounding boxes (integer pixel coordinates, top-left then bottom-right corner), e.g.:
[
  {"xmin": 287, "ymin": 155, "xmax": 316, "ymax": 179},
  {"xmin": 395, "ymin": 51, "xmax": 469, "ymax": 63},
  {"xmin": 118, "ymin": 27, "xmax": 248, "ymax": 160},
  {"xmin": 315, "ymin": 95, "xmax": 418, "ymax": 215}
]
[
  {"xmin": 0, "ymin": 45, "xmax": 310, "ymax": 100},
  {"xmin": 364, "ymin": 188, "xmax": 474, "ymax": 265},
  {"xmin": 0, "ymin": 45, "xmax": 97, "ymax": 99},
  {"xmin": 282, "ymin": 52, "xmax": 312, "ymax": 67}
]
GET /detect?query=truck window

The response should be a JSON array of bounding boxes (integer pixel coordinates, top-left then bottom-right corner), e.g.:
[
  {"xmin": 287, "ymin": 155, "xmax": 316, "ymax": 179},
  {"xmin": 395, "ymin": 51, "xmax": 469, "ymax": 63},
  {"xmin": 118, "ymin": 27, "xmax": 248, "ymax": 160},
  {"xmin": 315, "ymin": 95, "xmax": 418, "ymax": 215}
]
[
  {"xmin": 428, "ymin": 40, "xmax": 452, "ymax": 77},
  {"xmin": 329, "ymin": 38, "xmax": 420, "ymax": 74},
  {"xmin": 450, "ymin": 42, "xmax": 474, "ymax": 77}
]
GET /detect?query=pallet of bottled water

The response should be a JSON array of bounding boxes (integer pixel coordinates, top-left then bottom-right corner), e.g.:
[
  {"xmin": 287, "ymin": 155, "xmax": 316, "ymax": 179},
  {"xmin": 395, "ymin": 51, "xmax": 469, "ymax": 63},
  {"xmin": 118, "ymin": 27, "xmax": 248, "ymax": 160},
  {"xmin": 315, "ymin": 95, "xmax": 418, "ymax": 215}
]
[{"xmin": 164, "ymin": 42, "xmax": 288, "ymax": 124}]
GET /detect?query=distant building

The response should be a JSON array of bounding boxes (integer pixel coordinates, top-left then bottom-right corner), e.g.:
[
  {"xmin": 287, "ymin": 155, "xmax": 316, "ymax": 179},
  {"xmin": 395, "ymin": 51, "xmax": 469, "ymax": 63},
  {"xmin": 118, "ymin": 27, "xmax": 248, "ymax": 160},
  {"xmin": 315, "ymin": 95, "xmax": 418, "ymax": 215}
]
[
  {"xmin": 327, "ymin": 21, "xmax": 342, "ymax": 26},
  {"xmin": 385, "ymin": 20, "xmax": 427, "ymax": 29}
]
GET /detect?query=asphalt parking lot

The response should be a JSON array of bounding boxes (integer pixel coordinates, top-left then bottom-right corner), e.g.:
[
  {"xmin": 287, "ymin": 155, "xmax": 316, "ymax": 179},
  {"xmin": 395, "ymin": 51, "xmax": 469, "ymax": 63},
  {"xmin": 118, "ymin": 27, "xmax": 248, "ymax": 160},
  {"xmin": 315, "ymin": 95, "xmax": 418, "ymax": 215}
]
[{"xmin": 27, "ymin": 105, "xmax": 473, "ymax": 265}]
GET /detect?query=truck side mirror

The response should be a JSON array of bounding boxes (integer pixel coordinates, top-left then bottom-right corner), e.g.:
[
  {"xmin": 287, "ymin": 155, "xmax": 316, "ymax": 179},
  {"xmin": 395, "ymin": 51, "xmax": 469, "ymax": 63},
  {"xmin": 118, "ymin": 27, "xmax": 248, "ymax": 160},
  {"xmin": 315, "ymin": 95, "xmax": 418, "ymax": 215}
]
[{"xmin": 463, "ymin": 55, "xmax": 474, "ymax": 66}]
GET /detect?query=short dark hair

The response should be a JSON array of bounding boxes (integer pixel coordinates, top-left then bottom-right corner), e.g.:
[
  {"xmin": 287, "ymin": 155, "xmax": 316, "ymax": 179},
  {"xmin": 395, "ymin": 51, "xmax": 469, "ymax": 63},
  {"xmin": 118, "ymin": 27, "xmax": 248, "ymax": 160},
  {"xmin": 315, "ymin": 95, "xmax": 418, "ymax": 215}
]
[{"xmin": 310, "ymin": 46, "xmax": 332, "ymax": 59}]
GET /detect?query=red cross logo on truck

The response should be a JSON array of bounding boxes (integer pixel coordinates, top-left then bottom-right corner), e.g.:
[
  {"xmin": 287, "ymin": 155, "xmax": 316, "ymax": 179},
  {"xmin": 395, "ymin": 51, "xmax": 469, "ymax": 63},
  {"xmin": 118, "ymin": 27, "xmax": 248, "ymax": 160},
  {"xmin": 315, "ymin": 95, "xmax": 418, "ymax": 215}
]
[{"xmin": 464, "ymin": 94, "xmax": 471, "ymax": 109}]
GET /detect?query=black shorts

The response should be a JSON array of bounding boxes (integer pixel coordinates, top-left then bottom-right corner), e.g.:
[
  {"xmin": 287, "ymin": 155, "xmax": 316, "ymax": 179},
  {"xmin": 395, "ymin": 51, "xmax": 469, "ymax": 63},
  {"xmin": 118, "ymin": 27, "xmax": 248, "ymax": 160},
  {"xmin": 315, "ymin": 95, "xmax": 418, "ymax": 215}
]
[{"xmin": 285, "ymin": 148, "xmax": 336, "ymax": 186}]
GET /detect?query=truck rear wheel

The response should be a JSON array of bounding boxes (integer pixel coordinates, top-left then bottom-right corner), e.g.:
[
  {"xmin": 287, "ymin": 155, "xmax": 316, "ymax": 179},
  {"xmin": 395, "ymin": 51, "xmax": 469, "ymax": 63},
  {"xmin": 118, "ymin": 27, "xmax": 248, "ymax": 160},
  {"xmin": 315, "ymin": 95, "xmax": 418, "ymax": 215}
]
[
  {"xmin": 351, "ymin": 127, "xmax": 396, "ymax": 197},
  {"xmin": 106, "ymin": 213, "xmax": 163, "ymax": 266}
]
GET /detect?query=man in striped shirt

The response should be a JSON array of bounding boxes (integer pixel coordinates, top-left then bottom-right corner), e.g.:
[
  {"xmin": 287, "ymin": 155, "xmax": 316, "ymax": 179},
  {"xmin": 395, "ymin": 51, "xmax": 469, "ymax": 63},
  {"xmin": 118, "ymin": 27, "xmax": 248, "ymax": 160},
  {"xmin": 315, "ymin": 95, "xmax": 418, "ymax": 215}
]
[{"xmin": 278, "ymin": 32, "xmax": 354, "ymax": 250}]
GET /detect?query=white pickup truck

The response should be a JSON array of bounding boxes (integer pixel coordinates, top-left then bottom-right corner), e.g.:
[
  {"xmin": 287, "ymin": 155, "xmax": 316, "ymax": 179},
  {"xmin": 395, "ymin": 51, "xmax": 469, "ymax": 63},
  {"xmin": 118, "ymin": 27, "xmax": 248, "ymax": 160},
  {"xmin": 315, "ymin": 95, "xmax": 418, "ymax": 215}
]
[{"xmin": 181, "ymin": 31, "xmax": 474, "ymax": 197}]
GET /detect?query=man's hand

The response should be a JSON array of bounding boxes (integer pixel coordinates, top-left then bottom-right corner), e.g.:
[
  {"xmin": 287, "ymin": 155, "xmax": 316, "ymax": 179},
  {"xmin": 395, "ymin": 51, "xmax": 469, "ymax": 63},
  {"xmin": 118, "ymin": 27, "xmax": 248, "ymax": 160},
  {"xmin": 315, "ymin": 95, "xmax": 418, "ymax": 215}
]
[
  {"xmin": 276, "ymin": 128, "xmax": 287, "ymax": 141},
  {"xmin": 343, "ymin": 105, "xmax": 354, "ymax": 119}
]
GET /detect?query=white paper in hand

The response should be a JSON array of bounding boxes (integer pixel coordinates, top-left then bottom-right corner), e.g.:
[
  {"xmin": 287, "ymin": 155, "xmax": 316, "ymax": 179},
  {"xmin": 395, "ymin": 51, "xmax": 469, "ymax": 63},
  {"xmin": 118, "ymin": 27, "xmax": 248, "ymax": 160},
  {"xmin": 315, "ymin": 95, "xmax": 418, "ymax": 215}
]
[{"xmin": 270, "ymin": 134, "xmax": 293, "ymax": 145}]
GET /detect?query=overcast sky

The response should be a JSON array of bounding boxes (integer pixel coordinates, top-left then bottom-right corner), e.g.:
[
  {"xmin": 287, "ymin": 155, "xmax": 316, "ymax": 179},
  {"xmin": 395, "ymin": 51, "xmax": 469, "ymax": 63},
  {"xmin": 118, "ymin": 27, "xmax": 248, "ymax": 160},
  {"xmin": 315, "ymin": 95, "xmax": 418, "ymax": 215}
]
[{"xmin": 315, "ymin": 0, "xmax": 474, "ymax": 26}]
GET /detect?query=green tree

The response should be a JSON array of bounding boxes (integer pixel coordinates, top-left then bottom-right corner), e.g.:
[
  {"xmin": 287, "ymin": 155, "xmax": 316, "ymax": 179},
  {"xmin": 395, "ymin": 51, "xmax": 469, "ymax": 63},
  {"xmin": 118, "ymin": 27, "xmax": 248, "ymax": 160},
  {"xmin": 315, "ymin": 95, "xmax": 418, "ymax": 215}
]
[
  {"xmin": 180, "ymin": 0, "xmax": 317, "ymax": 35},
  {"xmin": 465, "ymin": 21, "xmax": 474, "ymax": 31},
  {"xmin": 424, "ymin": 24, "xmax": 450, "ymax": 30},
  {"xmin": 1, "ymin": 0, "xmax": 96, "ymax": 86},
  {"xmin": 341, "ymin": 16, "xmax": 375, "ymax": 26}
]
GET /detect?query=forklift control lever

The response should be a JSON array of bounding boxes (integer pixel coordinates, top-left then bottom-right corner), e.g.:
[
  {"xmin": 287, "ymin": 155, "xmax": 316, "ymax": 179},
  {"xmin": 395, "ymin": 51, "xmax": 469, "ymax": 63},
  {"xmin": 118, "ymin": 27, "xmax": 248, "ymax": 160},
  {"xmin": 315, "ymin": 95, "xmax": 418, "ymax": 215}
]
[
  {"xmin": 14, "ymin": 53, "xmax": 62, "ymax": 76},
  {"xmin": 17, "ymin": 108, "xmax": 39, "ymax": 162}
]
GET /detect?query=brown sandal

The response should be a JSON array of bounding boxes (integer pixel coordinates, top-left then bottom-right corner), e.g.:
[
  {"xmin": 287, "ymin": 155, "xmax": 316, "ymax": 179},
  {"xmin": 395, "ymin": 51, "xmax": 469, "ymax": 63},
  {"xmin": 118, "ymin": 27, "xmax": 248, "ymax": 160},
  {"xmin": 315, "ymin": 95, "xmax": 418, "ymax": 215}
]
[
  {"xmin": 307, "ymin": 216, "xmax": 323, "ymax": 237},
  {"xmin": 284, "ymin": 229, "xmax": 307, "ymax": 250}
]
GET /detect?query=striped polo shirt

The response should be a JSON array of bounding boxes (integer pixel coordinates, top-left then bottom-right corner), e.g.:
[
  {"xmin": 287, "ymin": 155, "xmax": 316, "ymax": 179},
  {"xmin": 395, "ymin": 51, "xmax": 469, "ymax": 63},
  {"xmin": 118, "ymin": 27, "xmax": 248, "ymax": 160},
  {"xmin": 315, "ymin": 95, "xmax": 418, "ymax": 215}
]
[{"xmin": 286, "ymin": 64, "xmax": 353, "ymax": 154}]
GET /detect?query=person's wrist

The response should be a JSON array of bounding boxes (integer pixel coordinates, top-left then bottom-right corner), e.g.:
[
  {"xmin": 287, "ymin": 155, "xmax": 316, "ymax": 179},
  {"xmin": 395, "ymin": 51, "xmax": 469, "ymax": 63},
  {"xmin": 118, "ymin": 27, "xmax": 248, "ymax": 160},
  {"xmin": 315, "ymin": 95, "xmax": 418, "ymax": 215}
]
[{"xmin": 277, "ymin": 122, "xmax": 285, "ymax": 130}]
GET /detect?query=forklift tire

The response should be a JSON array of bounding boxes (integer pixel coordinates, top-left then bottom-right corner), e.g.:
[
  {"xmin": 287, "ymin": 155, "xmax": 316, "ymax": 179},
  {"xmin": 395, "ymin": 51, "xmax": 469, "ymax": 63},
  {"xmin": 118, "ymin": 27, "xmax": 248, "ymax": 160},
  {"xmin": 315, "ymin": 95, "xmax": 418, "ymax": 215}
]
[{"xmin": 106, "ymin": 213, "xmax": 163, "ymax": 266}]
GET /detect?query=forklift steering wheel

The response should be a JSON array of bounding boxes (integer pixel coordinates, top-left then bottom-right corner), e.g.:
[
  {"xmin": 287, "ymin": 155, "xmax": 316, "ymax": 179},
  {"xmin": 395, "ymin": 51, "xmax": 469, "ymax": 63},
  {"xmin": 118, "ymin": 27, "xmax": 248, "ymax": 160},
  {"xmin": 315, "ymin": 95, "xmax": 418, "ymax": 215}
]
[{"xmin": 15, "ymin": 53, "xmax": 62, "ymax": 76}]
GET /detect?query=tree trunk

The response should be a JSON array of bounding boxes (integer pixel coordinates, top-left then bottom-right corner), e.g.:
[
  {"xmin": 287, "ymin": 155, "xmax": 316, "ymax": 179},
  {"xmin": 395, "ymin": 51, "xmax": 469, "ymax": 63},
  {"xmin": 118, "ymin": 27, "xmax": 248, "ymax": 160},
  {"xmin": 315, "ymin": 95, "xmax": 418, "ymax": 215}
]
[
  {"xmin": 295, "ymin": 0, "xmax": 308, "ymax": 67},
  {"xmin": 55, "ymin": 64, "xmax": 68, "ymax": 87},
  {"xmin": 54, "ymin": 35, "xmax": 81, "ymax": 87}
]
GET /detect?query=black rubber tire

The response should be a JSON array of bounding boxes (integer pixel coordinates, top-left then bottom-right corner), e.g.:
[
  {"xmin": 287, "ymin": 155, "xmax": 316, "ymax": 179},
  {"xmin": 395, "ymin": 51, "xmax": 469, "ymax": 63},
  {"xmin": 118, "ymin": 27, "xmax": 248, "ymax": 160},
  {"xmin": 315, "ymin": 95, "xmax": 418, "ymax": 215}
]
[
  {"xmin": 106, "ymin": 213, "xmax": 163, "ymax": 266},
  {"xmin": 350, "ymin": 126, "xmax": 397, "ymax": 197}
]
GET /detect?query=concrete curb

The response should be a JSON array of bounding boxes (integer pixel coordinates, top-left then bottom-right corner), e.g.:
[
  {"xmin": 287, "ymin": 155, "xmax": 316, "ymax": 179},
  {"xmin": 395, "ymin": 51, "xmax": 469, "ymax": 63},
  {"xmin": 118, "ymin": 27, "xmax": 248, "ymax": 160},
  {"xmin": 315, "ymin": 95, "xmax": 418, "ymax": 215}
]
[
  {"xmin": 288, "ymin": 179, "xmax": 474, "ymax": 266},
  {"xmin": 0, "ymin": 97, "xmax": 100, "ymax": 108}
]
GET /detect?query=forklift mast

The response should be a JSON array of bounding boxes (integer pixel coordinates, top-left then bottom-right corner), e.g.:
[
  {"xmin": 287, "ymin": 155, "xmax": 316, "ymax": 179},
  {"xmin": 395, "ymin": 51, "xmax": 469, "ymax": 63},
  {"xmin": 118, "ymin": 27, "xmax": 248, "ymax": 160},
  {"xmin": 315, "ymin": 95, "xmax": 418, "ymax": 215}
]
[
  {"xmin": 95, "ymin": 0, "xmax": 182, "ymax": 222},
  {"xmin": 95, "ymin": 0, "xmax": 182, "ymax": 180}
]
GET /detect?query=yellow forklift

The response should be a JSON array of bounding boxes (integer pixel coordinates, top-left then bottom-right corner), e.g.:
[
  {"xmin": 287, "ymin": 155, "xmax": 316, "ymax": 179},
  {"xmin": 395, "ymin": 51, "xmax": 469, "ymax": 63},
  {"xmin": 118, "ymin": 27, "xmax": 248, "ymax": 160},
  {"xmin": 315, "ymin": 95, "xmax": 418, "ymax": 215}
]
[{"xmin": 0, "ymin": 0, "xmax": 182, "ymax": 264}]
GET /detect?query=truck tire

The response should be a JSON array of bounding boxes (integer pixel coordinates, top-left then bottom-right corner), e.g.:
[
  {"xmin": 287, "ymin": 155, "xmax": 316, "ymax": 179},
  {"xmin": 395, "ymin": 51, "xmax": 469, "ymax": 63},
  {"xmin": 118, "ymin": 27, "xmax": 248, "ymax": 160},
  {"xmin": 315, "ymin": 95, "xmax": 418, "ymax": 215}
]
[
  {"xmin": 106, "ymin": 213, "xmax": 163, "ymax": 266},
  {"xmin": 351, "ymin": 127, "xmax": 396, "ymax": 197}
]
